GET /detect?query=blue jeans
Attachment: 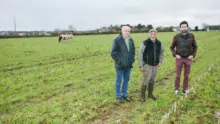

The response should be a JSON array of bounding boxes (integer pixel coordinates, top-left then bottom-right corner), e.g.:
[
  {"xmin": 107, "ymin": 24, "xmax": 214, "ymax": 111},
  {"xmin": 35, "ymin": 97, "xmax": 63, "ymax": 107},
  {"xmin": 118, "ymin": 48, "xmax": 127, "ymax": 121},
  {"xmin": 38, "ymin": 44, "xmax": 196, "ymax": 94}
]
[{"xmin": 115, "ymin": 69, "xmax": 131, "ymax": 98}]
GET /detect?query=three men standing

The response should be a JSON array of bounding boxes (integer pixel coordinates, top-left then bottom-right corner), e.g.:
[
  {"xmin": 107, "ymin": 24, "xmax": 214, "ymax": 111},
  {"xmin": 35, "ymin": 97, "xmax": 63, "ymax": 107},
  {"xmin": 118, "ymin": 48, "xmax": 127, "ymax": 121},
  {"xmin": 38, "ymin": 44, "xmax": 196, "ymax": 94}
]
[{"xmin": 111, "ymin": 21, "xmax": 198, "ymax": 103}]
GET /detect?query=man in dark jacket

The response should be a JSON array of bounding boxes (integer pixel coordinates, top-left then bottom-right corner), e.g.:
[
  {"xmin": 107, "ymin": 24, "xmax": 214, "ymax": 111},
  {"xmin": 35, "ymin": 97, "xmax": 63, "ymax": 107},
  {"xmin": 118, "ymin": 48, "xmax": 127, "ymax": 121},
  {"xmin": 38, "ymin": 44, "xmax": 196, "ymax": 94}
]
[
  {"xmin": 111, "ymin": 26, "xmax": 135, "ymax": 103},
  {"xmin": 138, "ymin": 29, "xmax": 164, "ymax": 102},
  {"xmin": 170, "ymin": 21, "xmax": 198, "ymax": 95}
]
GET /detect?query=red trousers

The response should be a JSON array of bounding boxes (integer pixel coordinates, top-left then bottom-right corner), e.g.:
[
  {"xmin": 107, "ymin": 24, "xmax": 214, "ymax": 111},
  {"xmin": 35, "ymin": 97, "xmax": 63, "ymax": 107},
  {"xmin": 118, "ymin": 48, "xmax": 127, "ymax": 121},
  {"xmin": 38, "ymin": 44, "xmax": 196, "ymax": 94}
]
[{"xmin": 175, "ymin": 58, "xmax": 192, "ymax": 90}]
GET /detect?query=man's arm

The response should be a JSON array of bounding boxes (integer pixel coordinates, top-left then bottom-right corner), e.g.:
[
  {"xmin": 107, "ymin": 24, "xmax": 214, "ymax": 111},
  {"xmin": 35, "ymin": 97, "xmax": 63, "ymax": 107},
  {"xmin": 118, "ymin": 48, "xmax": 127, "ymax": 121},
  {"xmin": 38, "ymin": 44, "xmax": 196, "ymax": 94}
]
[
  {"xmin": 138, "ymin": 42, "xmax": 145, "ymax": 68},
  {"xmin": 192, "ymin": 34, "xmax": 198, "ymax": 58},
  {"xmin": 111, "ymin": 39, "xmax": 119, "ymax": 62},
  {"xmin": 159, "ymin": 44, "xmax": 164, "ymax": 64},
  {"xmin": 170, "ymin": 36, "xmax": 177, "ymax": 57},
  {"xmin": 131, "ymin": 39, "xmax": 135, "ymax": 63}
]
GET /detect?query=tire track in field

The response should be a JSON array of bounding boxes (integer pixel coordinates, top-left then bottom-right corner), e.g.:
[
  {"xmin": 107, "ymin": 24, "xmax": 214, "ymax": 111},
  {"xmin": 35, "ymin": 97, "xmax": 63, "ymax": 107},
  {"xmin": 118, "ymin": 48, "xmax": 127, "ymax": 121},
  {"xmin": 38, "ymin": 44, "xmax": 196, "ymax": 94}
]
[
  {"xmin": 0, "ymin": 47, "xmax": 139, "ymax": 73},
  {"xmin": 1, "ymin": 53, "xmax": 112, "ymax": 78},
  {"xmin": 0, "ymin": 63, "xmax": 112, "ymax": 101},
  {"xmin": 0, "ymin": 51, "xmax": 113, "ymax": 93},
  {"xmin": 0, "ymin": 51, "xmax": 109, "ymax": 72}
]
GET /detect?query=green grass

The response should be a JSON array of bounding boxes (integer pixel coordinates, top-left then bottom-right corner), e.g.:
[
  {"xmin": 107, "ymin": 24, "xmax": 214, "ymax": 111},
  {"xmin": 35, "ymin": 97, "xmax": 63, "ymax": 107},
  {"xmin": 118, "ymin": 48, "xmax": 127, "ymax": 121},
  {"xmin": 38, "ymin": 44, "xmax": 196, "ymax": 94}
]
[{"xmin": 0, "ymin": 32, "xmax": 220, "ymax": 124}]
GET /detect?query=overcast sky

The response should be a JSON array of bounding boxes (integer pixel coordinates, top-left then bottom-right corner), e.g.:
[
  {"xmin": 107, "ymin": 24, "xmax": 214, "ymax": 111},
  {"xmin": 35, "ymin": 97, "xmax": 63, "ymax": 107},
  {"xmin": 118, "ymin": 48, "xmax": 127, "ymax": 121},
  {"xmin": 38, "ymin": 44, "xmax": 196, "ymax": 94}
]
[{"xmin": 1, "ymin": 0, "xmax": 220, "ymax": 31}]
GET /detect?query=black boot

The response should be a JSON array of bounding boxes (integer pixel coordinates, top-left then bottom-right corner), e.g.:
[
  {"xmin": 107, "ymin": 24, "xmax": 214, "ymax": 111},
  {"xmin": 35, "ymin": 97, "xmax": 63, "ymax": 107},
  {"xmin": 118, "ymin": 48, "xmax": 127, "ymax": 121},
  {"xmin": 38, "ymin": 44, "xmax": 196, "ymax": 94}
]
[
  {"xmin": 122, "ymin": 96, "xmax": 131, "ymax": 102},
  {"xmin": 116, "ymin": 98, "xmax": 123, "ymax": 103},
  {"xmin": 141, "ymin": 84, "xmax": 147, "ymax": 102},
  {"xmin": 148, "ymin": 83, "xmax": 157, "ymax": 100}
]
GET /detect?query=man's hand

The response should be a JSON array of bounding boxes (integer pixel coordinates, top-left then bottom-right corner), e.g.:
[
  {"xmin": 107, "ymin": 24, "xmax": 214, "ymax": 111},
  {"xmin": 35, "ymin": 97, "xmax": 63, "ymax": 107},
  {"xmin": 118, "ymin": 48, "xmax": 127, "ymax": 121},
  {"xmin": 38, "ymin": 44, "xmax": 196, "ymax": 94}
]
[
  {"xmin": 140, "ymin": 67, "xmax": 144, "ymax": 72},
  {"xmin": 188, "ymin": 55, "xmax": 193, "ymax": 59},
  {"xmin": 157, "ymin": 63, "xmax": 161, "ymax": 67},
  {"xmin": 176, "ymin": 55, "xmax": 181, "ymax": 59}
]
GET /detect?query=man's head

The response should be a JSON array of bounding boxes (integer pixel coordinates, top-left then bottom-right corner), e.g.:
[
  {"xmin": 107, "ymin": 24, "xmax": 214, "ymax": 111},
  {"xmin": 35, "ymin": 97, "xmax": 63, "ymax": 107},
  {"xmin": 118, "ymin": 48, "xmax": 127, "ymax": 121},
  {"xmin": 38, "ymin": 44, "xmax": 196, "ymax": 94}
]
[
  {"xmin": 121, "ymin": 26, "xmax": 131, "ymax": 38},
  {"xmin": 180, "ymin": 21, "xmax": 188, "ymax": 33},
  {"xmin": 149, "ymin": 29, "xmax": 158, "ymax": 41}
]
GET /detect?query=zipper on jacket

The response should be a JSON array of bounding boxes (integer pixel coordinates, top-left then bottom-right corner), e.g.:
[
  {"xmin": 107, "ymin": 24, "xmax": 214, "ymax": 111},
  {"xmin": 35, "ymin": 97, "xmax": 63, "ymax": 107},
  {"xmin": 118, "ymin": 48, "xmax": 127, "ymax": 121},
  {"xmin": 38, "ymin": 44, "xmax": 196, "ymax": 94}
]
[{"xmin": 154, "ymin": 43, "xmax": 156, "ymax": 66}]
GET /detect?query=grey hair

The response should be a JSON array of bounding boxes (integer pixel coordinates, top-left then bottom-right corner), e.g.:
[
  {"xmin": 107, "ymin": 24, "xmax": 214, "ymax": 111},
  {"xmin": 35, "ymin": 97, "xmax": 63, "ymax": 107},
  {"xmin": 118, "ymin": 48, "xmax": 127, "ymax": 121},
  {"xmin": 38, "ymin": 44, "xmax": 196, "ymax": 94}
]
[
  {"xmin": 121, "ymin": 26, "xmax": 131, "ymax": 31},
  {"xmin": 149, "ymin": 29, "xmax": 158, "ymax": 33}
]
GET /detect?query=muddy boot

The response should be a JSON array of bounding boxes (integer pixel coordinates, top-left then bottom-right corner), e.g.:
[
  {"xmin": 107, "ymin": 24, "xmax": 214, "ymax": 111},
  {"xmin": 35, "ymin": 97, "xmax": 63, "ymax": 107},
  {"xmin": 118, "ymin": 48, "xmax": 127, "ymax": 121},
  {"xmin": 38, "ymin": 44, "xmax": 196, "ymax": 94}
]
[
  {"xmin": 148, "ymin": 83, "xmax": 158, "ymax": 100},
  {"xmin": 141, "ymin": 84, "xmax": 147, "ymax": 102}
]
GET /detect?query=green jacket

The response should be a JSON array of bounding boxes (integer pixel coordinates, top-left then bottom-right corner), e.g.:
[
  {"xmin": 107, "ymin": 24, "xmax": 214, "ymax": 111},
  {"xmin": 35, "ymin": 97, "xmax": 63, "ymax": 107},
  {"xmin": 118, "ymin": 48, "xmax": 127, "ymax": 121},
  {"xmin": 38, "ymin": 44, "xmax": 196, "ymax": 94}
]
[{"xmin": 111, "ymin": 35, "xmax": 135, "ymax": 69}]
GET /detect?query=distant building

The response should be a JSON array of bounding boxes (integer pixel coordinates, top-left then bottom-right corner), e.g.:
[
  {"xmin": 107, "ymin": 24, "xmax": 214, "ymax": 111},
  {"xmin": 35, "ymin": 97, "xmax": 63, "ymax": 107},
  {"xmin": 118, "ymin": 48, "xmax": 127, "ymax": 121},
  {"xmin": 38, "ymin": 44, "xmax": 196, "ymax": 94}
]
[
  {"xmin": 44, "ymin": 32, "xmax": 52, "ymax": 36},
  {"xmin": 172, "ymin": 26, "xmax": 180, "ymax": 32},
  {"xmin": 0, "ymin": 31, "xmax": 9, "ymax": 36},
  {"xmin": 207, "ymin": 25, "xmax": 220, "ymax": 31},
  {"xmin": 18, "ymin": 32, "xmax": 27, "ymax": 36}
]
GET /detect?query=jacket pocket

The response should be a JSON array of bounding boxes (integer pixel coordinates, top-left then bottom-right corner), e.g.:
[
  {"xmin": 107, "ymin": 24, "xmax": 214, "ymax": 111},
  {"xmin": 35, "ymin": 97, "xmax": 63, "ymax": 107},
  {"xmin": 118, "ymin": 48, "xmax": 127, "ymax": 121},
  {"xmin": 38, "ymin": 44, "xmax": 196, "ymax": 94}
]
[
  {"xmin": 123, "ymin": 55, "xmax": 129, "ymax": 66},
  {"xmin": 116, "ymin": 59, "xmax": 121, "ymax": 65}
]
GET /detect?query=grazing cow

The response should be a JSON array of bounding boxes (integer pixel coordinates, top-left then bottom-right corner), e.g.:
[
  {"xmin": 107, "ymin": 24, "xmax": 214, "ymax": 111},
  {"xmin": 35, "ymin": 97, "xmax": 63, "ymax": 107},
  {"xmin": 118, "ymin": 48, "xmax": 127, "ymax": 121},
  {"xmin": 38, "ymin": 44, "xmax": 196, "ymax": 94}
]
[{"xmin": 58, "ymin": 33, "xmax": 73, "ymax": 43}]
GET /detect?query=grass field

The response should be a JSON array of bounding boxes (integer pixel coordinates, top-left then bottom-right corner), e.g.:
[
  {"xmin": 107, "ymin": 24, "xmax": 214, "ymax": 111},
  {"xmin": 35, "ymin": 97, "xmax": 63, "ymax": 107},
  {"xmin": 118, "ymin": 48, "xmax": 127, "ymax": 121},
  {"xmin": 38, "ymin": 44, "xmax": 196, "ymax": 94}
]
[{"xmin": 0, "ymin": 32, "xmax": 220, "ymax": 124}]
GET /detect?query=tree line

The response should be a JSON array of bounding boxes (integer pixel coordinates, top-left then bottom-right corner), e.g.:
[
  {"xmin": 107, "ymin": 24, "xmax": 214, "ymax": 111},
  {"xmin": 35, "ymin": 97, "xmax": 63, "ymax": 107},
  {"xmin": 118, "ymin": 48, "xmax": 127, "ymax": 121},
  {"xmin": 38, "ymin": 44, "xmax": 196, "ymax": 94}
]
[{"xmin": 0, "ymin": 23, "xmax": 208, "ymax": 38}]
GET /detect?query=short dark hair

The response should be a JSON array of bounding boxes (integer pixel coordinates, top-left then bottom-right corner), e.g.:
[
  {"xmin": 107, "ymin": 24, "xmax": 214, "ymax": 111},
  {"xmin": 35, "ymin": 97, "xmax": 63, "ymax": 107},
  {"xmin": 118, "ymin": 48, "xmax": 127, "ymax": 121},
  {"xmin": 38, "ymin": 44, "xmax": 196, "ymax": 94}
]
[{"xmin": 180, "ymin": 21, "xmax": 188, "ymax": 27}]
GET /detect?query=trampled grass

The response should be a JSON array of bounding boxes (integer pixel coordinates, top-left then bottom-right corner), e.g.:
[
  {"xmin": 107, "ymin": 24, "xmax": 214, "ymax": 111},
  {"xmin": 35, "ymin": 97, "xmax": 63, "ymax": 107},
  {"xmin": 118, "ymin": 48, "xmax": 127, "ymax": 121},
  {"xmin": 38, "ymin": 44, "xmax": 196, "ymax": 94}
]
[{"xmin": 0, "ymin": 32, "xmax": 219, "ymax": 123}]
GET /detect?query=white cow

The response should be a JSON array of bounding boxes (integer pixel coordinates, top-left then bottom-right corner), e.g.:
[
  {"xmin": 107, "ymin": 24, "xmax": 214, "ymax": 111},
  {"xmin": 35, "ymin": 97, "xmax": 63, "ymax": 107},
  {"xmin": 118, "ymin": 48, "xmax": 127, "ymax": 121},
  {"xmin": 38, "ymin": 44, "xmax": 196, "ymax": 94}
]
[{"xmin": 58, "ymin": 34, "xmax": 73, "ymax": 42}]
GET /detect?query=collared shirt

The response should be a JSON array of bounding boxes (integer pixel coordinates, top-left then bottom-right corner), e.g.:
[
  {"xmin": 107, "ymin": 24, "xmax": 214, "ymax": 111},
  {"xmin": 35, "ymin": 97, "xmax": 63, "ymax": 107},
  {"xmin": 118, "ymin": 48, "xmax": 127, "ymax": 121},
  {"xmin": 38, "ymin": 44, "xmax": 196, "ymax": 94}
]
[{"xmin": 123, "ymin": 36, "xmax": 130, "ymax": 51}]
